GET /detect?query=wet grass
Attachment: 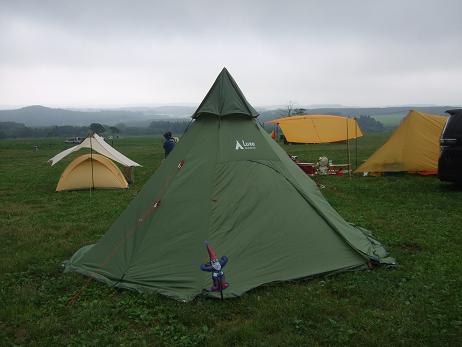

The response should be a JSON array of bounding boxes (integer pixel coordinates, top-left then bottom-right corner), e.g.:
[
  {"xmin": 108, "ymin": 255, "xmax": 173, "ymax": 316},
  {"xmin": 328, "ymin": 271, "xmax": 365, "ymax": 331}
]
[{"xmin": 0, "ymin": 133, "xmax": 461, "ymax": 346}]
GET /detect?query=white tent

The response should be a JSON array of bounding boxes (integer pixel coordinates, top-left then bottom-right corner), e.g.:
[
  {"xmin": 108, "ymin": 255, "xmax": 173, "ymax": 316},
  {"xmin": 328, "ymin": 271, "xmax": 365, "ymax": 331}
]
[{"xmin": 48, "ymin": 133, "xmax": 141, "ymax": 167}]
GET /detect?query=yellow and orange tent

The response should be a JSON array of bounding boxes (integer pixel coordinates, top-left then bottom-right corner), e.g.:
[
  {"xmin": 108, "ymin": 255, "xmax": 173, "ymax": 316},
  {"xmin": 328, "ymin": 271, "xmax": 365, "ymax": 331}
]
[
  {"xmin": 269, "ymin": 115, "xmax": 362, "ymax": 144},
  {"xmin": 56, "ymin": 154, "xmax": 129, "ymax": 191},
  {"xmin": 355, "ymin": 110, "xmax": 448, "ymax": 174},
  {"xmin": 49, "ymin": 133, "xmax": 141, "ymax": 191}
]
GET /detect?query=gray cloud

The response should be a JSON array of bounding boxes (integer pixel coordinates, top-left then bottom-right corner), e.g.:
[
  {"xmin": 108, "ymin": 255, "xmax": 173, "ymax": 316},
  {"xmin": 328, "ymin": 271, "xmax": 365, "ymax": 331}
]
[{"xmin": 0, "ymin": 0, "xmax": 461, "ymax": 107}]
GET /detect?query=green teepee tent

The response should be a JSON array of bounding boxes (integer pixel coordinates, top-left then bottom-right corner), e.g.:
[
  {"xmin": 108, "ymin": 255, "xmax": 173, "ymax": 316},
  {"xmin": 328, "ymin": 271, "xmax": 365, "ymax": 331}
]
[{"xmin": 64, "ymin": 68, "xmax": 394, "ymax": 301}]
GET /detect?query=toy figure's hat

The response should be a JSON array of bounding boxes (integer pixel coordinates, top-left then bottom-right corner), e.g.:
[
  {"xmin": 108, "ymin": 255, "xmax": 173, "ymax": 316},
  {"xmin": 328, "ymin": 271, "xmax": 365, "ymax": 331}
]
[{"xmin": 204, "ymin": 241, "xmax": 217, "ymax": 260}]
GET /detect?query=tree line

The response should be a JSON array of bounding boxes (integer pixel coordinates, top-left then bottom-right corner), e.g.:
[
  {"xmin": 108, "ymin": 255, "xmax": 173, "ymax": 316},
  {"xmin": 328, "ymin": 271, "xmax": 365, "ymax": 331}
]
[
  {"xmin": 0, "ymin": 120, "xmax": 191, "ymax": 139},
  {"xmin": 0, "ymin": 115, "xmax": 383, "ymax": 139},
  {"xmin": 356, "ymin": 115, "xmax": 384, "ymax": 132}
]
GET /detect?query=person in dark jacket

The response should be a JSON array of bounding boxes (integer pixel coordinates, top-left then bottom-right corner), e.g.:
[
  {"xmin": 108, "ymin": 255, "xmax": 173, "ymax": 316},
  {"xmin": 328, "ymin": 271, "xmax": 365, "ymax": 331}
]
[{"xmin": 163, "ymin": 131, "xmax": 176, "ymax": 157}]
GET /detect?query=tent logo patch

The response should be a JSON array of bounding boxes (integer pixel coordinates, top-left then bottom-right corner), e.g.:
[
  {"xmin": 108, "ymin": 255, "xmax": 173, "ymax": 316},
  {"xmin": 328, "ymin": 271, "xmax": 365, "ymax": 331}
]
[{"xmin": 235, "ymin": 140, "xmax": 256, "ymax": 150}]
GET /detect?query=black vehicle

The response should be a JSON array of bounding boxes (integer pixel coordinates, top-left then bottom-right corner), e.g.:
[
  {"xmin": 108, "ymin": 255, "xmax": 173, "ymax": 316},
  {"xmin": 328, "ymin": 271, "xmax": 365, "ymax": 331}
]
[{"xmin": 438, "ymin": 109, "xmax": 462, "ymax": 184}]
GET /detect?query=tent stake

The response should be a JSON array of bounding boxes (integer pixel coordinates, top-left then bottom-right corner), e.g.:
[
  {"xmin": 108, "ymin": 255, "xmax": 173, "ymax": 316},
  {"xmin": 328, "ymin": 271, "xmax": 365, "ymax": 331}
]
[{"xmin": 219, "ymin": 277, "xmax": 224, "ymax": 301}]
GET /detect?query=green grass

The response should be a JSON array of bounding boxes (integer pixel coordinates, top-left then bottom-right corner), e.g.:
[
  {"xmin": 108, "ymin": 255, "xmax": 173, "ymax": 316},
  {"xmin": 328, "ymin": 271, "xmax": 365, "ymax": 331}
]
[{"xmin": 1, "ymin": 134, "xmax": 461, "ymax": 346}]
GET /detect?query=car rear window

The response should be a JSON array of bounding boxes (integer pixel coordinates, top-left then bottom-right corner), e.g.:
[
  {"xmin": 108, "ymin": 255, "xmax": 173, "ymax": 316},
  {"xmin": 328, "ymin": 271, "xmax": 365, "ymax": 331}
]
[{"xmin": 442, "ymin": 110, "xmax": 462, "ymax": 139}]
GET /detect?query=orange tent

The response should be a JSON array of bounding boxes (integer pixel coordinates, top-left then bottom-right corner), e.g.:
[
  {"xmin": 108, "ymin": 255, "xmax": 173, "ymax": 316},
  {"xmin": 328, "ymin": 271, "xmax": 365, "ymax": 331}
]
[
  {"xmin": 269, "ymin": 115, "xmax": 362, "ymax": 143},
  {"xmin": 355, "ymin": 110, "xmax": 448, "ymax": 174}
]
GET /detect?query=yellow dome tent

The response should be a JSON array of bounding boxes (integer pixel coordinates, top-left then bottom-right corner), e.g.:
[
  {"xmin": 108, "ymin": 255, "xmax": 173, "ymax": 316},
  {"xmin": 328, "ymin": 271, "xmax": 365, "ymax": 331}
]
[
  {"xmin": 56, "ymin": 154, "xmax": 128, "ymax": 191},
  {"xmin": 49, "ymin": 133, "xmax": 141, "ymax": 191},
  {"xmin": 269, "ymin": 115, "xmax": 362, "ymax": 144},
  {"xmin": 355, "ymin": 110, "xmax": 448, "ymax": 174}
]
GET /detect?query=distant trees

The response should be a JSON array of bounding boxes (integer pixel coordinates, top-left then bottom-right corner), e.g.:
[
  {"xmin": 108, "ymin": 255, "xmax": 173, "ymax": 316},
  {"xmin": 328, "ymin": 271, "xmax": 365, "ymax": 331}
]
[
  {"xmin": 0, "ymin": 122, "xmax": 30, "ymax": 138},
  {"xmin": 285, "ymin": 101, "xmax": 306, "ymax": 117},
  {"xmin": 0, "ymin": 122, "xmax": 89, "ymax": 139},
  {"xmin": 0, "ymin": 116, "xmax": 387, "ymax": 139},
  {"xmin": 0, "ymin": 119, "xmax": 191, "ymax": 139},
  {"xmin": 148, "ymin": 120, "xmax": 189, "ymax": 134},
  {"xmin": 109, "ymin": 126, "xmax": 120, "ymax": 136},
  {"xmin": 286, "ymin": 101, "xmax": 294, "ymax": 116},
  {"xmin": 357, "ymin": 115, "xmax": 384, "ymax": 132},
  {"xmin": 90, "ymin": 123, "xmax": 105, "ymax": 134},
  {"xmin": 293, "ymin": 108, "xmax": 306, "ymax": 116}
]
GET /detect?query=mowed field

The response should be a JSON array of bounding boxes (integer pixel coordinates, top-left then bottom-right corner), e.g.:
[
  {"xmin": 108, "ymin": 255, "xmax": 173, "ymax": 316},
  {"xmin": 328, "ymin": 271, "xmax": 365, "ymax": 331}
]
[{"xmin": 1, "ymin": 133, "xmax": 461, "ymax": 346}]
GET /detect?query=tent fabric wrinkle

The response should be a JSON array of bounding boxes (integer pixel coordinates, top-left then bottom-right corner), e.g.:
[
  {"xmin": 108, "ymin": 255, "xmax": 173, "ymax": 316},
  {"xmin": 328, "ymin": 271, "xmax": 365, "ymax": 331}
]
[
  {"xmin": 48, "ymin": 133, "xmax": 141, "ymax": 167},
  {"xmin": 64, "ymin": 68, "xmax": 394, "ymax": 302}
]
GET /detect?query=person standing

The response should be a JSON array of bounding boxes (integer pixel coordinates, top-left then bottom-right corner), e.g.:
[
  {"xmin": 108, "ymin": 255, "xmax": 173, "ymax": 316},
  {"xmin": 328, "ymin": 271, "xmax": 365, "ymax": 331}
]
[{"xmin": 163, "ymin": 131, "xmax": 176, "ymax": 158}]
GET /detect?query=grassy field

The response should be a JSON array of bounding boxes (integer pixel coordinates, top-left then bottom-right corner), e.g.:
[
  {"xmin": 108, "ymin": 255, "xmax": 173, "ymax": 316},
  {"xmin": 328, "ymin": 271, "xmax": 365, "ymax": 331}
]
[{"xmin": 0, "ymin": 133, "xmax": 461, "ymax": 346}]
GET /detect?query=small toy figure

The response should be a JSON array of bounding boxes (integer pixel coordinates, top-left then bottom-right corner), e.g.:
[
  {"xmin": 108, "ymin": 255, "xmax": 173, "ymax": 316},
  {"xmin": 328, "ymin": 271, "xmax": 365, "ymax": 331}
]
[
  {"xmin": 200, "ymin": 241, "xmax": 229, "ymax": 294},
  {"xmin": 317, "ymin": 156, "xmax": 329, "ymax": 175}
]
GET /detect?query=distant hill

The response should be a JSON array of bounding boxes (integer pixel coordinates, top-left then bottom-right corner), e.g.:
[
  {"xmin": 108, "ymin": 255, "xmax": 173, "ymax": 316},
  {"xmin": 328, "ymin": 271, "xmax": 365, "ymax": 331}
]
[
  {"xmin": 0, "ymin": 105, "xmax": 196, "ymax": 127},
  {"xmin": 0, "ymin": 105, "xmax": 145, "ymax": 126},
  {"xmin": 0, "ymin": 104, "xmax": 457, "ymax": 128}
]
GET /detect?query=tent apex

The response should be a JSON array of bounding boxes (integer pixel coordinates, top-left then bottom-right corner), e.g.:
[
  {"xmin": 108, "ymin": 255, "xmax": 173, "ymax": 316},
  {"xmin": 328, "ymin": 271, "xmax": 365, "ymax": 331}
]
[{"xmin": 192, "ymin": 68, "xmax": 258, "ymax": 119}]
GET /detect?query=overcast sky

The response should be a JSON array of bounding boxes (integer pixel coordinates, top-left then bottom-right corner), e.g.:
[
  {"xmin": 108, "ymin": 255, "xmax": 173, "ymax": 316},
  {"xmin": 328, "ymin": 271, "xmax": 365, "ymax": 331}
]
[{"xmin": 1, "ymin": 0, "xmax": 461, "ymax": 108}]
